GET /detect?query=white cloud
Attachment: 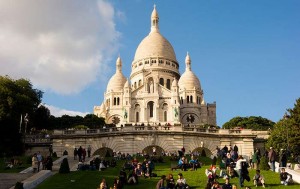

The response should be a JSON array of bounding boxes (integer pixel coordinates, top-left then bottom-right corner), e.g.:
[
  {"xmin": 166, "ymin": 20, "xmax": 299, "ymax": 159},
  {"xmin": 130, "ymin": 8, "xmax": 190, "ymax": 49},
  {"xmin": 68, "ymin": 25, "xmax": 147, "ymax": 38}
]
[
  {"xmin": 46, "ymin": 104, "xmax": 89, "ymax": 117},
  {"xmin": 0, "ymin": 0, "xmax": 120, "ymax": 94}
]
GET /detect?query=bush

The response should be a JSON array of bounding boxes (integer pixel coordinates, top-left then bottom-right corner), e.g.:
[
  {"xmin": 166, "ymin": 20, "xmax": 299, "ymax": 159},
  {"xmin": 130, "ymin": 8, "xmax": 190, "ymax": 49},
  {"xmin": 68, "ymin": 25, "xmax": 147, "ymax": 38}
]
[
  {"xmin": 59, "ymin": 158, "xmax": 70, "ymax": 173},
  {"xmin": 259, "ymin": 156, "xmax": 270, "ymax": 171},
  {"xmin": 14, "ymin": 182, "xmax": 23, "ymax": 189},
  {"xmin": 52, "ymin": 152, "xmax": 57, "ymax": 158}
]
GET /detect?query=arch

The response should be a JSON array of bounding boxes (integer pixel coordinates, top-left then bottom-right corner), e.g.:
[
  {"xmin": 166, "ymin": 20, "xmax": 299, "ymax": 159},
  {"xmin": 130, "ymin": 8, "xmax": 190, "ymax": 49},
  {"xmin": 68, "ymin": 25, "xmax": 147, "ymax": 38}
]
[
  {"xmin": 135, "ymin": 104, "xmax": 141, "ymax": 123},
  {"xmin": 142, "ymin": 145, "xmax": 165, "ymax": 156},
  {"xmin": 93, "ymin": 147, "xmax": 114, "ymax": 157},
  {"xmin": 147, "ymin": 77, "xmax": 154, "ymax": 93},
  {"xmin": 192, "ymin": 147, "xmax": 212, "ymax": 158},
  {"xmin": 190, "ymin": 95, "xmax": 193, "ymax": 103}
]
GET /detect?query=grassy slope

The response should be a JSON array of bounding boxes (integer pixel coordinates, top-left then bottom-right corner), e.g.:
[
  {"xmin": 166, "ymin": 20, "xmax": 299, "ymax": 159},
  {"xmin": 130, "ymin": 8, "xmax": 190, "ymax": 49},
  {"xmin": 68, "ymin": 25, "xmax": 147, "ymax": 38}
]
[{"xmin": 35, "ymin": 156, "xmax": 299, "ymax": 189}]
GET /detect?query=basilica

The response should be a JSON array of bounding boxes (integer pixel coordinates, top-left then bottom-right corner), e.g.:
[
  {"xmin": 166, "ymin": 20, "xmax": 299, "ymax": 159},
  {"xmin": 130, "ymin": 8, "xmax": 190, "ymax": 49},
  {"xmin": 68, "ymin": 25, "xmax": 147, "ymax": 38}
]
[{"xmin": 94, "ymin": 6, "xmax": 216, "ymax": 126}]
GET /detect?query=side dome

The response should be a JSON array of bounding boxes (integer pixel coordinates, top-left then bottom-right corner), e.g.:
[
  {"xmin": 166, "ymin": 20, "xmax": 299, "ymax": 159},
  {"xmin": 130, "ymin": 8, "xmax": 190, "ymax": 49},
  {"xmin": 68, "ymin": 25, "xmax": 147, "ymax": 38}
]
[
  {"xmin": 178, "ymin": 52, "xmax": 201, "ymax": 91},
  {"xmin": 106, "ymin": 57, "xmax": 127, "ymax": 92},
  {"xmin": 178, "ymin": 70, "xmax": 201, "ymax": 90},
  {"xmin": 134, "ymin": 32, "xmax": 177, "ymax": 62}
]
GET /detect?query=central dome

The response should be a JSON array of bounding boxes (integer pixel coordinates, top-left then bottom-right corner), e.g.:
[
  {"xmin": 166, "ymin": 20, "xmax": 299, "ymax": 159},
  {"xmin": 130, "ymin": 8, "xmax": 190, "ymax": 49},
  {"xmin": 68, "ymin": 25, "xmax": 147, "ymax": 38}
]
[
  {"xmin": 133, "ymin": 32, "xmax": 177, "ymax": 62},
  {"xmin": 133, "ymin": 5, "xmax": 177, "ymax": 63}
]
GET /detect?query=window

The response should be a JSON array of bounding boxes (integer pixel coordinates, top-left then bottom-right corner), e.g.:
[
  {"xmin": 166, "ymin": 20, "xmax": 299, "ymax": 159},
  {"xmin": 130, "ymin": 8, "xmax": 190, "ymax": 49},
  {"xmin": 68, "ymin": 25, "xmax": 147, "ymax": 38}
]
[
  {"xmin": 117, "ymin": 97, "xmax": 120, "ymax": 105},
  {"xmin": 164, "ymin": 111, "xmax": 167, "ymax": 122},
  {"xmin": 166, "ymin": 79, "xmax": 171, "ymax": 89},
  {"xmin": 113, "ymin": 98, "xmax": 116, "ymax": 105},
  {"xmin": 181, "ymin": 97, "xmax": 183, "ymax": 104},
  {"xmin": 138, "ymin": 80, "xmax": 142, "ymax": 86},
  {"xmin": 159, "ymin": 78, "xmax": 164, "ymax": 86},
  {"xmin": 148, "ymin": 101, "xmax": 154, "ymax": 118},
  {"xmin": 190, "ymin": 96, "xmax": 193, "ymax": 103},
  {"xmin": 187, "ymin": 96, "xmax": 190, "ymax": 103},
  {"xmin": 136, "ymin": 112, "xmax": 139, "ymax": 122}
]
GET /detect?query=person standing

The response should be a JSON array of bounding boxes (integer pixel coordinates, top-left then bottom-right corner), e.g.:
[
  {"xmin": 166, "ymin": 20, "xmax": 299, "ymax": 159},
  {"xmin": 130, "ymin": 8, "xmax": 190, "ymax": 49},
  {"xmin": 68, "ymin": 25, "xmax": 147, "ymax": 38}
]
[
  {"xmin": 87, "ymin": 145, "xmax": 92, "ymax": 158},
  {"xmin": 268, "ymin": 147, "xmax": 276, "ymax": 171},
  {"xmin": 36, "ymin": 151, "xmax": 43, "ymax": 172},
  {"xmin": 32, "ymin": 153, "xmax": 38, "ymax": 173},
  {"xmin": 73, "ymin": 148, "xmax": 78, "ymax": 160},
  {"xmin": 235, "ymin": 155, "xmax": 247, "ymax": 188},
  {"xmin": 279, "ymin": 149, "xmax": 287, "ymax": 167}
]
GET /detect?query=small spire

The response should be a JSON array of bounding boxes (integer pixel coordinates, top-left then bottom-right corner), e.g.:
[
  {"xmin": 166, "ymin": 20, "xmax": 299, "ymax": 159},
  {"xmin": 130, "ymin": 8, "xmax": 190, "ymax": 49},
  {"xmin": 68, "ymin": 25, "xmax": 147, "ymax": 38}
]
[
  {"xmin": 116, "ymin": 56, "xmax": 122, "ymax": 72},
  {"xmin": 150, "ymin": 5, "xmax": 159, "ymax": 33},
  {"xmin": 185, "ymin": 52, "xmax": 191, "ymax": 71}
]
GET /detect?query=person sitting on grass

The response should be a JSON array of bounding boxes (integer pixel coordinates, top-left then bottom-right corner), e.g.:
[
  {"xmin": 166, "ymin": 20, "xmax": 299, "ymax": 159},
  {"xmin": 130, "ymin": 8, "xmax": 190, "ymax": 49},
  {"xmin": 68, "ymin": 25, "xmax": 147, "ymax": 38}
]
[
  {"xmin": 280, "ymin": 168, "xmax": 292, "ymax": 185},
  {"xmin": 156, "ymin": 175, "xmax": 166, "ymax": 189},
  {"xmin": 166, "ymin": 174, "xmax": 175, "ymax": 189},
  {"xmin": 175, "ymin": 173, "xmax": 189, "ymax": 189},
  {"xmin": 222, "ymin": 178, "xmax": 232, "ymax": 189},
  {"xmin": 99, "ymin": 178, "xmax": 108, "ymax": 189},
  {"xmin": 253, "ymin": 170, "xmax": 265, "ymax": 188}
]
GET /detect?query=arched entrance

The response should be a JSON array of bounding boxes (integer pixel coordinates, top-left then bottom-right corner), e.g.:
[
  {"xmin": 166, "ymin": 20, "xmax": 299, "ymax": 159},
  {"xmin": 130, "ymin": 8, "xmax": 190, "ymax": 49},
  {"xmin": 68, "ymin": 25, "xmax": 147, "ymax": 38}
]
[
  {"xmin": 192, "ymin": 147, "xmax": 213, "ymax": 158},
  {"xmin": 93, "ymin": 147, "xmax": 113, "ymax": 157},
  {"xmin": 142, "ymin": 145, "xmax": 164, "ymax": 156}
]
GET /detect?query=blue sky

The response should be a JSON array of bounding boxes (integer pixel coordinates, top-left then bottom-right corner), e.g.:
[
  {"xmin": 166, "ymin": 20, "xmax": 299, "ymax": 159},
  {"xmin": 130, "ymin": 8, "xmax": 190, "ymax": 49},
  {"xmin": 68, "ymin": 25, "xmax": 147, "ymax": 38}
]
[{"xmin": 1, "ymin": 0, "xmax": 299, "ymax": 126}]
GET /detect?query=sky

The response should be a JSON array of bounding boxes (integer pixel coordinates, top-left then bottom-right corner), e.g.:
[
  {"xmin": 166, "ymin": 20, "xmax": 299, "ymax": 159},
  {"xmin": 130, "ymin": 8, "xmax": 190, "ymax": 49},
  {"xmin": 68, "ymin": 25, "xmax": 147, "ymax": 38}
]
[{"xmin": 0, "ymin": 0, "xmax": 299, "ymax": 126}]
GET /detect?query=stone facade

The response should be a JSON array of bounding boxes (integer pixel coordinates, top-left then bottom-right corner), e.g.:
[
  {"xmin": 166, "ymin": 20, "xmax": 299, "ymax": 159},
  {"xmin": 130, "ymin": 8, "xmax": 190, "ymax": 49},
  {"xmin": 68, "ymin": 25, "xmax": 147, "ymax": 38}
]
[{"xmin": 94, "ymin": 6, "xmax": 216, "ymax": 126}]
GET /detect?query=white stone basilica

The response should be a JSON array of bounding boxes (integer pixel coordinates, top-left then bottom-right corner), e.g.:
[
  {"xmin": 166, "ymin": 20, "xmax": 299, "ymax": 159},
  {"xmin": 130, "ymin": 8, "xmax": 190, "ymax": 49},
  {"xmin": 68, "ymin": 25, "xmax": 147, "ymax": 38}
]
[{"xmin": 94, "ymin": 6, "xmax": 216, "ymax": 126}]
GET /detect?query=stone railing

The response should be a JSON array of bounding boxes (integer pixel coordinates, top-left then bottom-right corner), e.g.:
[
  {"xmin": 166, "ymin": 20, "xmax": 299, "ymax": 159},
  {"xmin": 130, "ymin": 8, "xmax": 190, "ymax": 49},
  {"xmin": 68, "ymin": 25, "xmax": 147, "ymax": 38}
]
[{"xmin": 51, "ymin": 127, "xmax": 256, "ymax": 136}]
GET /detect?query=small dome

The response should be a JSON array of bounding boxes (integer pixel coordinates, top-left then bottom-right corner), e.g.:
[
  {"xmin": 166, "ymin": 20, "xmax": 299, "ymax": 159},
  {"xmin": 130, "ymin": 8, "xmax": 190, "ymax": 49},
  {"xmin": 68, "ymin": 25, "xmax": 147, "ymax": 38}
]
[
  {"xmin": 178, "ymin": 70, "xmax": 201, "ymax": 91},
  {"xmin": 178, "ymin": 53, "xmax": 201, "ymax": 90},
  {"xmin": 106, "ymin": 57, "xmax": 127, "ymax": 92}
]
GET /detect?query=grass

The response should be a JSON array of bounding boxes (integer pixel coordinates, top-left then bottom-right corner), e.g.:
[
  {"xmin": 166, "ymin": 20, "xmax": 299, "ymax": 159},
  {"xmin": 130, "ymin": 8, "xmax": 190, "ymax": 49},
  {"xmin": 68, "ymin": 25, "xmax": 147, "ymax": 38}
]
[
  {"xmin": 0, "ymin": 156, "xmax": 31, "ymax": 173},
  {"xmin": 32, "ymin": 156, "xmax": 300, "ymax": 189}
]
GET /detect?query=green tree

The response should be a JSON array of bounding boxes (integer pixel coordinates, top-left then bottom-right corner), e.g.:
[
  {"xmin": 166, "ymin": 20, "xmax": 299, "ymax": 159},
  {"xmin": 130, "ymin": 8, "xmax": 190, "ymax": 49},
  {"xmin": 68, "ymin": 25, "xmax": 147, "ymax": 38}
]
[
  {"xmin": 0, "ymin": 76, "xmax": 43, "ymax": 155},
  {"xmin": 32, "ymin": 104, "xmax": 51, "ymax": 130},
  {"xmin": 267, "ymin": 98, "xmax": 300, "ymax": 154},
  {"xmin": 223, "ymin": 116, "xmax": 275, "ymax": 130}
]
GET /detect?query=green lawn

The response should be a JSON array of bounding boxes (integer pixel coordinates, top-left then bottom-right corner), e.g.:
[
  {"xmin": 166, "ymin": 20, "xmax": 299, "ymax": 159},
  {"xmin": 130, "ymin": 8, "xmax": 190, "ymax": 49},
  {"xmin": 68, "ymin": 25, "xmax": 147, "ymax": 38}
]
[
  {"xmin": 34, "ymin": 156, "xmax": 299, "ymax": 189},
  {"xmin": 0, "ymin": 156, "xmax": 31, "ymax": 173}
]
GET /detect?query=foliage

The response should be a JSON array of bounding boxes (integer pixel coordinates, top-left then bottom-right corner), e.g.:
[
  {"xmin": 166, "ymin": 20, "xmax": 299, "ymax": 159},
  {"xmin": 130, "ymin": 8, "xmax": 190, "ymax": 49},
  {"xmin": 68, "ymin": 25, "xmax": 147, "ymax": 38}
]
[
  {"xmin": 14, "ymin": 182, "xmax": 23, "ymax": 189},
  {"xmin": 59, "ymin": 158, "xmax": 70, "ymax": 173},
  {"xmin": 32, "ymin": 105, "xmax": 51, "ymax": 130},
  {"xmin": 48, "ymin": 114, "xmax": 105, "ymax": 130},
  {"xmin": 0, "ymin": 76, "xmax": 43, "ymax": 155},
  {"xmin": 267, "ymin": 98, "xmax": 300, "ymax": 154},
  {"xmin": 73, "ymin": 125, "xmax": 88, "ymax": 130},
  {"xmin": 223, "ymin": 116, "xmax": 275, "ymax": 130},
  {"xmin": 259, "ymin": 156, "xmax": 270, "ymax": 171}
]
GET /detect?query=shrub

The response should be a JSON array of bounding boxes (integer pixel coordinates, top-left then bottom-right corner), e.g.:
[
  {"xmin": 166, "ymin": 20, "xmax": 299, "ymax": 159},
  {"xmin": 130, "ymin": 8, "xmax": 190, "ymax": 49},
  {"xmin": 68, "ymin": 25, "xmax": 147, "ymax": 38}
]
[
  {"xmin": 14, "ymin": 182, "xmax": 23, "ymax": 189},
  {"xmin": 52, "ymin": 152, "xmax": 57, "ymax": 158},
  {"xmin": 259, "ymin": 156, "xmax": 270, "ymax": 170},
  {"xmin": 59, "ymin": 158, "xmax": 70, "ymax": 173}
]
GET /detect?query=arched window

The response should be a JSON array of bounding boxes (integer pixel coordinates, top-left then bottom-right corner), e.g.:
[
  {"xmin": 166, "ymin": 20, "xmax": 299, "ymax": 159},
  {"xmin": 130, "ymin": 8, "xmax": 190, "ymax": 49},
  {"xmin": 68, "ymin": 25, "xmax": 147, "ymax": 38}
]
[
  {"xmin": 134, "ymin": 82, "xmax": 137, "ymax": 89},
  {"xmin": 187, "ymin": 96, "xmax": 190, "ymax": 103},
  {"xmin": 113, "ymin": 98, "xmax": 116, "ymax": 105},
  {"xmin": 164, "ymin": 111, "xmax": 167, "ymax": 122},
  {"xmin": 181, "ymin": 97, "xmax": 183, "ymax": 104},
  {"xmin": 159, "ymin": 78, "xmax": 164, "ymax": 86},
  {"xmin": 190, "ymin": 96, "xmax": 193, "ymax": 103},
  {"xmin": 138, "ymin": 80, "xmax": 142, "ymax": 86},
  {"xmin": 166, "ymin": 79, "xmax": 171, "ymax": 89},
  {"xmin": 148, "ymin": 101, "xmax": 154, "ymax": 118},
  {"xmin": 136, "ymin": 112, "xmax": 139, "ymax": 122}
]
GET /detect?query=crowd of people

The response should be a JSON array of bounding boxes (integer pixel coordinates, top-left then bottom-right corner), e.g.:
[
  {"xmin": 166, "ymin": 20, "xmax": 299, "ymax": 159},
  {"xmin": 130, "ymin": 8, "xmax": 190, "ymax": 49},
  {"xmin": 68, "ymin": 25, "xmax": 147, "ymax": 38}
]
[{"xmin": 31, "ymin": 151, "xmax": 53, "ymax": 172}]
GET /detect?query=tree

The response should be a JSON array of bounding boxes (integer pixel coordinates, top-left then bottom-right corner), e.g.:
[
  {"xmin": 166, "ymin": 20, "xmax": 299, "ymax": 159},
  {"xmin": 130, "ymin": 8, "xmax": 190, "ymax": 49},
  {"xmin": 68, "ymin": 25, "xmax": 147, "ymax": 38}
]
[
  {"xmin": 222, "ymin": 116, "xmax": 275, "ymax": 130},
  {"xmin": 32, "ymin": 104, "xmax": 51, "ymax": 130},
  {"xmin": 0, "ymin": 76, "xmax": 43, "ymax": 155},
  {"xmin": 267, "ymin": 98, "xmax": 300, "ymax": 154}
]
